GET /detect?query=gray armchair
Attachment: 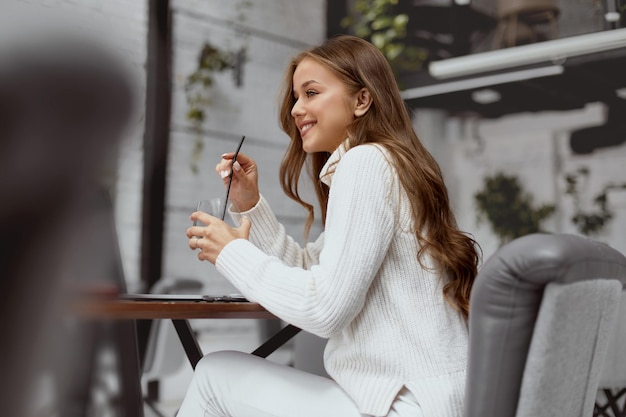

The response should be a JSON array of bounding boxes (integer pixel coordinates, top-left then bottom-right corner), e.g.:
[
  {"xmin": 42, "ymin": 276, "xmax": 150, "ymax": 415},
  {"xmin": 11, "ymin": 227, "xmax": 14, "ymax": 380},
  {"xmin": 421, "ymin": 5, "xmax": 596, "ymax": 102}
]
[{"xmin": 466, "ymin": 233, "xmax": 626, "ymax": 417}]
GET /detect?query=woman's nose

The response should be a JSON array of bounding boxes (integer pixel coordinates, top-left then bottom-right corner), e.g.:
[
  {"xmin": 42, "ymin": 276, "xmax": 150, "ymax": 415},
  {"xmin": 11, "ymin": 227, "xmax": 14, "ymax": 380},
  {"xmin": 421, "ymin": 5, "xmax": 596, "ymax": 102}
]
[{"xmin": 291, "ymin": 99, "xmax": 304, "ymax": 118}]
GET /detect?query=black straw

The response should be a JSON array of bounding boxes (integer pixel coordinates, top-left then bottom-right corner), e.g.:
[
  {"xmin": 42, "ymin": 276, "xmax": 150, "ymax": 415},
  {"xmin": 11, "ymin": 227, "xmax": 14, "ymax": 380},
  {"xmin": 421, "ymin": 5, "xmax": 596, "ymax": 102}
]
[{"xmin": 221, "ymin": 135, "xmax": 246, "ymax": 220}]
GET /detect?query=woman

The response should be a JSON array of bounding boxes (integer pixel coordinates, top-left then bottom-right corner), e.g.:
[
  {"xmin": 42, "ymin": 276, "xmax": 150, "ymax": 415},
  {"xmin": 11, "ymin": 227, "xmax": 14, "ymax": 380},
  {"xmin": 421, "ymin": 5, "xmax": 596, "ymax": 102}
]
[{"xmin": 181, "ymin": 35, "xmax": 480, "ymax": 417}]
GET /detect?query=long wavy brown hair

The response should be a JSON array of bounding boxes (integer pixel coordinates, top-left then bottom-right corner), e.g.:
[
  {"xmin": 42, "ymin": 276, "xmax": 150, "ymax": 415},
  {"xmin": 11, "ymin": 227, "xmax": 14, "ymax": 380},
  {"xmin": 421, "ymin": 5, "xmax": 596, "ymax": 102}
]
[{"xmin": 277, "ymin": 35, "xmax": 480, "ymax": 318}]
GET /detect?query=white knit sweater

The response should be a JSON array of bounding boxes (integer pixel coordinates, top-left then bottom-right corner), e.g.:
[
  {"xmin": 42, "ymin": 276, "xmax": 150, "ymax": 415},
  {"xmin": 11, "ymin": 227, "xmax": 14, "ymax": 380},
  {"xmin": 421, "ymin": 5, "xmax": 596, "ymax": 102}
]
[{"xmin": 217, "ymin": 142, "xmax": 468, "ymax": 416}]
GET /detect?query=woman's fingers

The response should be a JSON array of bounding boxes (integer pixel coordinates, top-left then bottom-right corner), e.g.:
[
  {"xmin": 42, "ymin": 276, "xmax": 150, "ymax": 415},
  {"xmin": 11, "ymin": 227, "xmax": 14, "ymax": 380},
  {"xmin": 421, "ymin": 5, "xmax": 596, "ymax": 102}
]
[
  {"xmin": 217, "ymin": 152, "xmax": 253, "ymax": 170},
  {"xmin": 186, "ymin": 213, "xmax": 249, "ymax": 264},
  {"xmin": 215, "ymin": 152, "xmax": 257, "ymax": 179},
  {"xmin": 228, "ymin": 151, "xmax": 253, "ymax": 165},
  {"xmin": 188, "ymin": 211, "xmax": 214, "ymax": 231},
  {"xmin": 213, "ymin": 152, "xmax": 260, "ymax": 211},
  {"xmin": 238, "ymin": 216, "xmax": 252, "ymax": 239}
]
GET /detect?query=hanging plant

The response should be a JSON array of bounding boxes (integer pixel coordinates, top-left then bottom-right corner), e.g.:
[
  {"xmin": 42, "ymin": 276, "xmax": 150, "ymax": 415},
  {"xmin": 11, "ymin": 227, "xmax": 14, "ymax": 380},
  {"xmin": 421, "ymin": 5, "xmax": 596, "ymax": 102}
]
[
  {"xmin": 184, "ymin": 0, "xmax": 252, "ymax": 174},
  {"xmin": 564, "ymin": 166, "xmax": 626, "ymax": 236},
  {"xmin": 341, "ymin": 0, "xmax": 428, "ymax": 77},
  {"xmin": 184, "ymin": 42, "xmax": 238, "ymax": 174},
  {"xmin": 474, "ymin": 172, "xmax": 556, "ymax": 245},
  {"xmin": 185, "ymin": 43, "xmax": 234, "ymax": 125}
]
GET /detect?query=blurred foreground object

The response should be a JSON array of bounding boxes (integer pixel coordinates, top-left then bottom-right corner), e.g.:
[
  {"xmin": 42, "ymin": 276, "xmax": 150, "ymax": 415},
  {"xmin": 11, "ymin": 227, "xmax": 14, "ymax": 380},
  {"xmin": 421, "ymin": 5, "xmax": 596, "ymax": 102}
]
[{"xmin": 0, "ymin": 36, "xmax": 133, "ymax": 416}]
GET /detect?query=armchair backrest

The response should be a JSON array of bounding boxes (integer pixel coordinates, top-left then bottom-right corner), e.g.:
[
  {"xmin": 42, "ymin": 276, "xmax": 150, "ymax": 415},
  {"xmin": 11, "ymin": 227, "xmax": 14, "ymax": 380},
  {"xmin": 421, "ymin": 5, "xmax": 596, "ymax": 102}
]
[{"xmin": 465, "ymin": 233, "xmax": 626, "ymax": 417}]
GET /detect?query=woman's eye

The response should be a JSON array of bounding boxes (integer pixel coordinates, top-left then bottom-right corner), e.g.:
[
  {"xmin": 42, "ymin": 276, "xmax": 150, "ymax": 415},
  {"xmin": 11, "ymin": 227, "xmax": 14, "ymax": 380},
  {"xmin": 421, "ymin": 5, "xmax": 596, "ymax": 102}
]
[{"xmin": 305, "ymin": 90, "xmax": 317, "ymax": 97}]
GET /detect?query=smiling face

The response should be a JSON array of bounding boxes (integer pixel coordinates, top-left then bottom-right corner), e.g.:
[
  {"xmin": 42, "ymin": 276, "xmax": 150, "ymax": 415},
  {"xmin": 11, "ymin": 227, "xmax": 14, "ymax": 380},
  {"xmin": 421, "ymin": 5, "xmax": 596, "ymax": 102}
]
[{"xmin": 291, "ymin": 58, "xmax": 360, "ymax": 154}]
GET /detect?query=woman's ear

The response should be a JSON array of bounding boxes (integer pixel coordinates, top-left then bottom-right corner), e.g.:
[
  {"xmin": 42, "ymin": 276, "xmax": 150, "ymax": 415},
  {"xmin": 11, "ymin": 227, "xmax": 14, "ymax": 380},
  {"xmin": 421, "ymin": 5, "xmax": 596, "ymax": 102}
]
[{"xmin": 354, "ymin": 88, "xmax": 373, "ymax": 117}]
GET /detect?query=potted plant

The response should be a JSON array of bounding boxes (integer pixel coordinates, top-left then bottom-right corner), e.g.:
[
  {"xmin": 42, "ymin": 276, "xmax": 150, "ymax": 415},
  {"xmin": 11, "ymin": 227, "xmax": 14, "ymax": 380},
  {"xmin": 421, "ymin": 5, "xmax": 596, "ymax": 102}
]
[{"xmin": 474, "ymin": 172, "xmax": 556, "ymax": 245}]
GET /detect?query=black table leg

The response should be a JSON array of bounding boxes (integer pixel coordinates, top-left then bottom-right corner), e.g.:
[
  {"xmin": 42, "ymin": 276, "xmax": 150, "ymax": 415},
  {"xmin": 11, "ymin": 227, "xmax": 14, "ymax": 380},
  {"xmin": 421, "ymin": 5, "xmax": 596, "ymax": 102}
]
[
  {"xmin": 172, "ymin": 319, "xmax": 204, "ymax": 369},
  {"xmin": 172, "ymin": 319, "xmax": 301, "ymax": 368},
  {"xmin": 252, "ymin": 324, "xmax": 301, "ymax": 358}
]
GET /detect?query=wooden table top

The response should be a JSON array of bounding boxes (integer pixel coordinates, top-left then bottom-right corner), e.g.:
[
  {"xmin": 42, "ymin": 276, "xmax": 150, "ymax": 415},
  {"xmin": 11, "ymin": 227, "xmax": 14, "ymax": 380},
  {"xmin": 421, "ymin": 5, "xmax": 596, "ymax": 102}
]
[{"xmin": 71, "ymin": 298, "xmax": 278, "ymax": 320}]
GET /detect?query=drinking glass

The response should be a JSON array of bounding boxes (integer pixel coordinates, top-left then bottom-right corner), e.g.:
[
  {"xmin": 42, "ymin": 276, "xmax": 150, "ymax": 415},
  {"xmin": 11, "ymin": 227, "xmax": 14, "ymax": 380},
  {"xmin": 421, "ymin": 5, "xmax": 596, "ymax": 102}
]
[
  {"xmin": 193, "ymin": 197, "xmax": 239, "ymax": 228},
  {"xmin": 193, "ymin": 197, "xmax": 225, "ymax": 227}
]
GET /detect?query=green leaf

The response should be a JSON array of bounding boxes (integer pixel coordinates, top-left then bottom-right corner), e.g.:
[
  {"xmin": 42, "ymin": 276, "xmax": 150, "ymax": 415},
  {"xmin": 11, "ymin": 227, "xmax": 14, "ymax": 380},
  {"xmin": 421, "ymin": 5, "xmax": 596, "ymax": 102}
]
[
  {"xmin": 393, "ymin": 13, "xmax": 408, "ymax": 27},
  {"xmin": 355, "ymin": 26, "xmax": 372, "ymax": 38},
  {"xmin": 186, "ymin": 108, "xmax": 205, "ymax": 122},
  {"xmin": 365, "ymin": 10, "xmax": 378, "ymax": 21},
  {"xmin": 371, "ymin": 32, "xmax": 387, "ymax": 49},
  {"xmin": 371, "ymin": 16, "xmax": 392, "ymax": 30},
  {"xmin": 385, "ymin": 43, "xmax": 403, "ymax": 61}
]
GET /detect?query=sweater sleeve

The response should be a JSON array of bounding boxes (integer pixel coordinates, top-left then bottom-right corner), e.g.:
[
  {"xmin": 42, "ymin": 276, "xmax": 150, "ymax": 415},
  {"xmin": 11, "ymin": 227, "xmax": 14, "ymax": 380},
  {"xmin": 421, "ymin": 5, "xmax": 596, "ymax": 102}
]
[
  {"xmin": 216, "ymin": 145, "xmax": 396, "ymax": 337},
  {"xmin": 230, "ymin": 195, "xmax": 324, "ymax": 269}
]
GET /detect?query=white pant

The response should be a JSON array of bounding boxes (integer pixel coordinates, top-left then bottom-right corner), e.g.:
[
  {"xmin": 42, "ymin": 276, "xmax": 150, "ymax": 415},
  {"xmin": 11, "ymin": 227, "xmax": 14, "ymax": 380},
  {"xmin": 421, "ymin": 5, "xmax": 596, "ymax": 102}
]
[{"xmin": 177, "ymin": 351, "xmax": 422, "ymax": 417}]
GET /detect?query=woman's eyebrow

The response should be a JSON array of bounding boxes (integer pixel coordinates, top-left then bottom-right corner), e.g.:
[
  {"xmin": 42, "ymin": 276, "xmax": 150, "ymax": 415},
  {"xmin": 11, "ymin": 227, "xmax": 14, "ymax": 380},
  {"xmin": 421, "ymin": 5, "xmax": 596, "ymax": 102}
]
[
  {"xmin": 299, "ymin": 80, "xmax": 320, "ymax": 89},
  {"xmin": 293, "ymin": 80, "xmax": 320, "ymax": 96}
]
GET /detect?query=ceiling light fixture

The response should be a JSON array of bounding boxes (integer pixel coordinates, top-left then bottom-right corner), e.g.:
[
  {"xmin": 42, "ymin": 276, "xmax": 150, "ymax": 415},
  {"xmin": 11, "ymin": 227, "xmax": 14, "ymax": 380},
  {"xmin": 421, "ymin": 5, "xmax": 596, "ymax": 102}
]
[
  {"xmin": 472, "ymin": 89, "xmax": 501, "ymax": 104},
  {"xmin": 401, "ymin": 65, "xmax": 563, "ymax": 100},
  {"xmin": 429, "ymin": 28, "xmax": 626, "ymax": 79}
]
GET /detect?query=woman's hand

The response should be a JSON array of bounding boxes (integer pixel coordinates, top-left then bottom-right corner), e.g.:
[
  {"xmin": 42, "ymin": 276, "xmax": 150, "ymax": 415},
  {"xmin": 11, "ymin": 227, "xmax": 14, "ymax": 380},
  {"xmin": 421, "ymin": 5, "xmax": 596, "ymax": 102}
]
[
  {"xmin": 216, "ymin": 152, "xmax": 260, "ymax": 212},
  {"xmin": 187, "ymin": 213, "xmax": 252, "ymax": 264}
]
